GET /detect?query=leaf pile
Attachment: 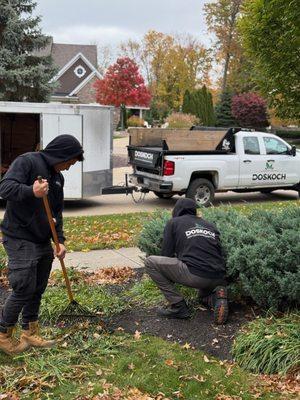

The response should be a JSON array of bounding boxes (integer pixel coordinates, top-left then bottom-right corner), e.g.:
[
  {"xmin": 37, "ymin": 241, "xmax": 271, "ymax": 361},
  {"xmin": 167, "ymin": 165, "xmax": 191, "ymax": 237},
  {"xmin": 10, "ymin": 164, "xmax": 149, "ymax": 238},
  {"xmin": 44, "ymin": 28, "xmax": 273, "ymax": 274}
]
[{"xmin": 49, "ymin": 267, "xmax": 136, "ymax": 287}]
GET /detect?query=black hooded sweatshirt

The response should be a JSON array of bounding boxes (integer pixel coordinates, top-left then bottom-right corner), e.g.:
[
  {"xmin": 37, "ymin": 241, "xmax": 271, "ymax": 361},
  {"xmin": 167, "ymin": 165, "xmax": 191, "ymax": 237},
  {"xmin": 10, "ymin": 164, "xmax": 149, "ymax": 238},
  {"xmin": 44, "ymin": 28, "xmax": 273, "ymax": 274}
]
[
  {"xmin": 0, "ymin": 135, "xmax": 83, "ymax": 244},
  {"xmin": 161, "ymin": 198, "xmax": 226, "ymax": 279}
]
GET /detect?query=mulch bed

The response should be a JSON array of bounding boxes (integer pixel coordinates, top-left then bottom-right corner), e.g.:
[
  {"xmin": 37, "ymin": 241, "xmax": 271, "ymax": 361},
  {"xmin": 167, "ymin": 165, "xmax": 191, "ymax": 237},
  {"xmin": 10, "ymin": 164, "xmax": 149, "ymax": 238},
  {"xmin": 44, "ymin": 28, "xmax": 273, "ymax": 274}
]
[
  {"xmin": 0, "ymin": 268, "xmax": 257, "ymax": 361},
  {"xmin": 109, "ymin": 302, "xmax": 255, "ymax": 361}
]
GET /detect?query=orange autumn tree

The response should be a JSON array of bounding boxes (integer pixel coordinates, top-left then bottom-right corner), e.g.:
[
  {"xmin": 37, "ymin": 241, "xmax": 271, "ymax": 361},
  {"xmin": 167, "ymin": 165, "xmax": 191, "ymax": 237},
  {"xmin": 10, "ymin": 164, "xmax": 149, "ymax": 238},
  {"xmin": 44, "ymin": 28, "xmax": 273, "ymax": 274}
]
[{"xmin": 94, "ymin": 57, "xmax": 151, "ymax": 129}]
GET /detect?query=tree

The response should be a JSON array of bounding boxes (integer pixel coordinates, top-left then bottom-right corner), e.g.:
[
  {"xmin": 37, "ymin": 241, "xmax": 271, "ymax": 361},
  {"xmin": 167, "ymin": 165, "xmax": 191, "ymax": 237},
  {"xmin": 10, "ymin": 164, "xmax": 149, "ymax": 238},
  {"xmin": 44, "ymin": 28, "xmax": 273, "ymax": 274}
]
[
  {"xmin": 215, "ymin": 90, "xmax": 237, "ymax": 127},
  {"xmin": 0, "ymin": 0, "xmax": 57, "ymax": 101},
  {"xmin": 204, "ymin": 0, "xmax": 243, "ymax": 93},
  {"xmin": 232, "ymin": 93, "xmax": 269, "ymax": 128},
  {"xmin": 182, "ymin": 86, "xmax": 215, "ymax": 126},
  {"xmin": 94, "ymin": 57, "xmax": 151, "ymax": 129},
  {"xmin": 239, "ymin": 0, "xmax": 300, "ymax": 121},
  {"xmin": 120, "ymin": 31, "xmax": 211, "ymax": 113}
]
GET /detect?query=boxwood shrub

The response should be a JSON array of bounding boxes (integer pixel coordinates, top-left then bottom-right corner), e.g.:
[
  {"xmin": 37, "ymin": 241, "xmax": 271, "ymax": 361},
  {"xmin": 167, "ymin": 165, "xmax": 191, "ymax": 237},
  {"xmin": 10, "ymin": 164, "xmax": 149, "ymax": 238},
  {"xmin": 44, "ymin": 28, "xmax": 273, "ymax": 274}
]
[{"xmin": 138, "ymin": 206, "xmax": 300, "ymax": 311}]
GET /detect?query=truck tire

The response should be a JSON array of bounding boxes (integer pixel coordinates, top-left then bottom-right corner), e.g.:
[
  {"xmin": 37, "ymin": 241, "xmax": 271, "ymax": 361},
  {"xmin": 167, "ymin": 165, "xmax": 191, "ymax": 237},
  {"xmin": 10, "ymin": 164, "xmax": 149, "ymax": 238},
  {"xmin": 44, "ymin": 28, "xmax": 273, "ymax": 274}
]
[
  {"xmin": 260, "ymin": 189, "xmax": 274, "ymax": 194},
  {"xmin": 186, "ymin": 178, "xmax": 215, "ymax": 207},
  {"xmin": 153, "ymin": 191, "xmax": 174, "ymax": 199}
]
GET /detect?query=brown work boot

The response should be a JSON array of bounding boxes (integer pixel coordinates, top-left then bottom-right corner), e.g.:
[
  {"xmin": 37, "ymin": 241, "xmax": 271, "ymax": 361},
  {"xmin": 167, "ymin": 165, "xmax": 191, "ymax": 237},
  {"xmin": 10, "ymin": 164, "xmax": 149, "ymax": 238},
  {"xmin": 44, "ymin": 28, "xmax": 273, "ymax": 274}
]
[
  {"xmin": 0, "ymin": 327, "xmax": 29, "ymax": 355},
  {"xmin": 213, "ymin": 286, "xmax": 228, "ymax": 325},
  {"xmin": 20, "ymin": 321, "xmax": 56, "ymax": 349}
]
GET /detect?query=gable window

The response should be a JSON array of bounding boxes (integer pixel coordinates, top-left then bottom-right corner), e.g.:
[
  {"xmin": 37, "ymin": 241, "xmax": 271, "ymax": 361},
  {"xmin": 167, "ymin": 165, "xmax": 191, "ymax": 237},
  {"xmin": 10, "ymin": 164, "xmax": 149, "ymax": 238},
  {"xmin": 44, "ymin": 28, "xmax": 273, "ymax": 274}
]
[{"xmin": 74, "ymin": 65, "xmax": 86, "ymax": 78}]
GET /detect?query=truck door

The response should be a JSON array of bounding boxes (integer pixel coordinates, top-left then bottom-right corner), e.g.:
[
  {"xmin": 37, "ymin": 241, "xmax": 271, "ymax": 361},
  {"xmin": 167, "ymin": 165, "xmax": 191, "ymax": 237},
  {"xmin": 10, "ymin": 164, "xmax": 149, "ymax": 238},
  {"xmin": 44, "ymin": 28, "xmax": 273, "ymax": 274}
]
[
  {"xmin": 238, "ymin": 136, "xmax": 267, "ymax": 187},
  {"xmin": 41, "ymin": 113, "xmax": 83, "ymax": 199},
  {"xmin": 260, "ymin": 136, "xmax": 298, "ymax": 185}
]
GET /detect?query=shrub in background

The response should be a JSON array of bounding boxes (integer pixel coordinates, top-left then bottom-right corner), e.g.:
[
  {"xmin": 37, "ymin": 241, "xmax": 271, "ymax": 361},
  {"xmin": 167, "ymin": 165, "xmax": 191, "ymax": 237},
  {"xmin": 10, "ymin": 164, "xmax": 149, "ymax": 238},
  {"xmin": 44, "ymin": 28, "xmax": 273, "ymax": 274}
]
[
  {"xmin": 127, "ymin": 115, "xmax": 145, "ymax": 127},
  {"xmin": 138, "ymin": 206, "xmax": 300, "ymax": 311},
  {"xmin": 165, "ymin": 112, "xmax": 198, "ymax": 129},
  {"xmin": 232, "ymin": 93, "xmax": 269, "ymax": 128},
  {"xmin": 182, "ymin": 86, "xmax": 215, "ymax": 126},
  {"xmin": 232, "ymin": 314, "xmax": 300, "ymax": 375},
  {"xmin": 215, "ymin": 89, "xmax": 237, "ymax": 127}
]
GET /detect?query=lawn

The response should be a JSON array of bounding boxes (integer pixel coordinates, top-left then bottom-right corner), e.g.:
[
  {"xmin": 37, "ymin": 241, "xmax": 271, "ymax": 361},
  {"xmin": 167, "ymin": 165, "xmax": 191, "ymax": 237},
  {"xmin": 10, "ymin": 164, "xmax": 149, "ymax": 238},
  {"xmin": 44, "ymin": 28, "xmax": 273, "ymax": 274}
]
[
  {"xmin": 0, "ymin": 269, "xmax": 296, "ymax": 400},
  {"xmin": 0, "ymin": 201, "xmax": 299, "ymax": 399}
]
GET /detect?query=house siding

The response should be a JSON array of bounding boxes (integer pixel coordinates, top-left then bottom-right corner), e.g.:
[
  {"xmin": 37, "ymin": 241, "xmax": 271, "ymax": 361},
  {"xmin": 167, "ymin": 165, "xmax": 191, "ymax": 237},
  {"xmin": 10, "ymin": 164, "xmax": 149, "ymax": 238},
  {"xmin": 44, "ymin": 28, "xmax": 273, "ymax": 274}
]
[
  {"xmin": 77, "ymin": 76, "xmax": 98, "ymax": 103},
  {"xmin": 55, "ymin": 58, "xmax": 92, "ymax": 95}
]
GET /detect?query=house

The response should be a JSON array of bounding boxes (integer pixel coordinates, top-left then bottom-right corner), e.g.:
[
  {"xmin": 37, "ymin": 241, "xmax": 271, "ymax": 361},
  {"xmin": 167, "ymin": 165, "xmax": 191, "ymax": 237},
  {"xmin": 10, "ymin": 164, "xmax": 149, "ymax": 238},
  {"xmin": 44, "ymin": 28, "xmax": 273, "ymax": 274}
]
[{"xmin": 39, "ymin": 38, "xmax": 101, "ymax": 103}]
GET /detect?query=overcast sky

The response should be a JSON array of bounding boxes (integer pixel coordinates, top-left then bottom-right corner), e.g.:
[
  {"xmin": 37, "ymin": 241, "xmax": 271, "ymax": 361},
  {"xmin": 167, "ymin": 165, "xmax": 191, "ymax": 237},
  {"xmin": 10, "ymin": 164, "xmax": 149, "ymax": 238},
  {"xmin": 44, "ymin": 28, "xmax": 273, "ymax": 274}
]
[{"xmin": 35, "ymin": 0, "xmax": 214, "ymax": 49}]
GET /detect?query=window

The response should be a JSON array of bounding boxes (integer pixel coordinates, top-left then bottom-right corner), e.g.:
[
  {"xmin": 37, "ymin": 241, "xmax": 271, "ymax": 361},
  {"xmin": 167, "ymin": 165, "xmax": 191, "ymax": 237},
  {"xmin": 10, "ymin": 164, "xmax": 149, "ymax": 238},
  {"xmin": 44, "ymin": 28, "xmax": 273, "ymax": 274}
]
[
  {"xmin": 243, "ymin": 137, "xmax": 260, "ymax": 155},
  {"xmin": 74, "ymin": 65, "xmax": 86, "ymax": 78},
  {"xmin": 263, "ymin": 137, "xmax": 289, "ymax": 154}
]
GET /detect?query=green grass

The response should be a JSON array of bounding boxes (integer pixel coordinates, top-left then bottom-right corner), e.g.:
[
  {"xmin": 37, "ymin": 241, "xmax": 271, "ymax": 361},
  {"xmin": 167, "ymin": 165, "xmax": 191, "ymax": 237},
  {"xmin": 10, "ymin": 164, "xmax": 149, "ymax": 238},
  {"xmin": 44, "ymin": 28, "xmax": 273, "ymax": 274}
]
[
  {"xmin": 0, "ymin": 274, "xmax": 298, "ymax": 398},
  {"xmin": 0, "ymin": 326, "xmax": 286, "ymax": 399},
  {"xmin": 63, "ymin": 212, "xmax": 150, "ymax": 251},
  {"xmin": 233, "ymin": 314, "xmax": 300, "ymax": 375}
]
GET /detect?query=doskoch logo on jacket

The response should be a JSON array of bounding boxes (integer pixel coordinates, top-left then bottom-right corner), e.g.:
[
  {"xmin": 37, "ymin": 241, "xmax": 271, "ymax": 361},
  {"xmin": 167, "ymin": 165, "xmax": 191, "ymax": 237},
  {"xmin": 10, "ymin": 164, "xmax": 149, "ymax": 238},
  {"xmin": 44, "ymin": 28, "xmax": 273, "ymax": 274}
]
[{"xmin": 185, "ymin": 223, "xmax": 216, "ymax": 240}]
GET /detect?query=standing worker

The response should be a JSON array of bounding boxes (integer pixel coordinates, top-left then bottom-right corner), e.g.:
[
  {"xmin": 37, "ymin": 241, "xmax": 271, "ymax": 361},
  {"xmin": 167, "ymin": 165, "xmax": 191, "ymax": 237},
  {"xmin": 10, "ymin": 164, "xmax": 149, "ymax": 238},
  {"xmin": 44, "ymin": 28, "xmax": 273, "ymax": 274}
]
[
  {"xmin": 145, "ymin": 198, "xmax": 228, "ymax": 324},
  {"xmin": 0, "ymin": 135, "xmax": 84, "ymax": 355}
]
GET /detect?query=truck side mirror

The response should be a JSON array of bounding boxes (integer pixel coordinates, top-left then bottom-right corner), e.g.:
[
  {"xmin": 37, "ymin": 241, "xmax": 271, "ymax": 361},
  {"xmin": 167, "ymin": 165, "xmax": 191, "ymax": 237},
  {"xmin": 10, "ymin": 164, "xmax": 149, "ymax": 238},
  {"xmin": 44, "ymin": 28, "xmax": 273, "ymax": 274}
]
[{"xmin": 290, "ymin": 145, "xmax": 296, "ymax": 156}]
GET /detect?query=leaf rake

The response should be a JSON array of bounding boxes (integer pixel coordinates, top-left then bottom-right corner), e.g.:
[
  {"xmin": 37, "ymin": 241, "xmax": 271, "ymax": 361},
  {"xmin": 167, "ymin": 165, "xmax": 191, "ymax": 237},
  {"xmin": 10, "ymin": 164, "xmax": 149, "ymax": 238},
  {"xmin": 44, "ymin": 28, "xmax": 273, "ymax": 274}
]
[{"xmin": 38, "ymin": 176, "xmax": 105, "ymax": 327}]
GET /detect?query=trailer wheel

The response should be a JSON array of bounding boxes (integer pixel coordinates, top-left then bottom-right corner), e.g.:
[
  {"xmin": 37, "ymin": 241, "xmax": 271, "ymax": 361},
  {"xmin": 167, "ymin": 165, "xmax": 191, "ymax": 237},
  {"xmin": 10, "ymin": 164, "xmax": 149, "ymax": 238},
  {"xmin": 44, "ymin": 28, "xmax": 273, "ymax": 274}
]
[
  {"xmin": 153, "ymin": 191, "xmax": 174, "ymax": 199},
  {"xmin": 186, "ymin": 178, "xmax": 215, "ymax": 207}
]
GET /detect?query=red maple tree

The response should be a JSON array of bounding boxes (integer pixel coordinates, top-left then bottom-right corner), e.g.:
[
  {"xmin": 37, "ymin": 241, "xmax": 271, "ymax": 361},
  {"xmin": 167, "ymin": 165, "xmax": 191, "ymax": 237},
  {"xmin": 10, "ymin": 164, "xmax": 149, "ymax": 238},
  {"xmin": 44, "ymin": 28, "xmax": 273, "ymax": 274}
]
[{"xmin": 94, "ymin": 57, "xmax": 151, "ymax": 107}]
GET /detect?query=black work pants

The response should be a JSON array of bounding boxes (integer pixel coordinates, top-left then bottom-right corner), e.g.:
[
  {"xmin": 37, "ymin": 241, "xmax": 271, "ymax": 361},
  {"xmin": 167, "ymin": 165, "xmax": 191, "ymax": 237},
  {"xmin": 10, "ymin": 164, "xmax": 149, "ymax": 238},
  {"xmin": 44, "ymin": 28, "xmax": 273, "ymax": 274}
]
[{"xmin": 0, "ymin": 236, "xmax": 54, "ymax": 332}]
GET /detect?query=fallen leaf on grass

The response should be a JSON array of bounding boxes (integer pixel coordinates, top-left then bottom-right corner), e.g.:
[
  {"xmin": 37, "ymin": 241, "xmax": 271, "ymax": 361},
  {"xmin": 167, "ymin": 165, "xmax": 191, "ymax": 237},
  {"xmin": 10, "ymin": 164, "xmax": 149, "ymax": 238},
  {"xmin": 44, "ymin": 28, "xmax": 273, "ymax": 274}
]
[
  {"xmin": 164, "ymin": 359, "xmax": 174, "ymax": 367},
  {"xmin": 134, "ymin": 330, "xmax": 141, "ymax": 340},
  {"xmin": 182, "ymin": 342, "xmax": 191, "ymax": 350},
  {"xmin": 0, "ymin": 394, "xmax": 20, "ymax": 400},
  {"xmin": 203, "ymin": 355, "xmax": 210, "ymax": 363},
  {"xmin": 128, "ymin": 363, "xmax": 135, "ymax": 370}
]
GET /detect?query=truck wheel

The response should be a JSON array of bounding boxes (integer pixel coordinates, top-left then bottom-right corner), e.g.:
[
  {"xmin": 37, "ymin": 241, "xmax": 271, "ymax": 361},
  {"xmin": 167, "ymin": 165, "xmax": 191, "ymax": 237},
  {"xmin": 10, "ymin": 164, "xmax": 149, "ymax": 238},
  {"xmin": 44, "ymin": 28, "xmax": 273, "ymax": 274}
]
[
  {"xmin": 186, "ymin": 178, "xmax": 215, "ymax": 207},
  {"xmin": 154, "ymin": 191, "xmax": 174, "ymax": 199}
]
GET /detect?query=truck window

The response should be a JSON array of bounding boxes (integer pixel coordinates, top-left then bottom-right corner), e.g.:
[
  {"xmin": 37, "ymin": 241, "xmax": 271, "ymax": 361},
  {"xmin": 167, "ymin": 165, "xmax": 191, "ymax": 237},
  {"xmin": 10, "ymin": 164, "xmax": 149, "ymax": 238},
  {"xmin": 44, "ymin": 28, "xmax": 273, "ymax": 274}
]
[
  {"xmin": 243, "ymin": 137, "xmax": 260, "ymax": 154},
  {"xmin": 263, "ymin": 137, "xmax": 289, "ymax": 154}
]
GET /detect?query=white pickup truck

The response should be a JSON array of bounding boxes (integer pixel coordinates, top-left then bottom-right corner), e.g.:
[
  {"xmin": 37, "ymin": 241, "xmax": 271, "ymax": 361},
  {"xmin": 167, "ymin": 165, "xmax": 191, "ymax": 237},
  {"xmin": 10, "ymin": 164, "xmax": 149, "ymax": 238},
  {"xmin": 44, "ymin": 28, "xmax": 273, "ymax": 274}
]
[{"xmin": 128, "ymin": 128, "xmax": 300, "ymax": 206}]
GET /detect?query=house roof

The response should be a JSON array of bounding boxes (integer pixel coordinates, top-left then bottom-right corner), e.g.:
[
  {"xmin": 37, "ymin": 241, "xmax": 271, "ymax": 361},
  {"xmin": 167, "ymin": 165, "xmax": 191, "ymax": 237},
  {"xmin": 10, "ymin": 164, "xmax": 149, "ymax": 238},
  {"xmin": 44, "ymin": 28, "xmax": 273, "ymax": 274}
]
[
  {"xmin": 34, "ymin": 39, "xmax": 98, "ymax": 69},
  {"xmin": 51, "ymin": 43, "xmax": 98, "ymax": 69}
]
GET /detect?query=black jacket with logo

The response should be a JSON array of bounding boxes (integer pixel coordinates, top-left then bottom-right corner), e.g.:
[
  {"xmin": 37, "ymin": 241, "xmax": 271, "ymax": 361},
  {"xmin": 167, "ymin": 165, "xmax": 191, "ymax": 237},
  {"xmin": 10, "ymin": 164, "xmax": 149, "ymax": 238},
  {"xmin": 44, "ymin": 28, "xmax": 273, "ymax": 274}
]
[
  {"xmin": 161, "ymin": 198, "xmax": 226, "ymax": 279},
  {"xmin": 0, "ymin": 135, "xmax": 83, "ymax": 244}
]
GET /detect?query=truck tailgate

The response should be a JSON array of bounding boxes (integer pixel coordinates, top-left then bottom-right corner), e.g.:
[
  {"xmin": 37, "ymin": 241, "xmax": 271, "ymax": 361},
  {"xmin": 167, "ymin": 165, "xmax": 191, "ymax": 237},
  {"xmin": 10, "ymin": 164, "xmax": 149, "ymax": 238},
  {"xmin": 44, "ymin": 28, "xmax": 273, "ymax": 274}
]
[{"xmin": 128, "ymin": 145, "xmax": 163, "ymax": 173}]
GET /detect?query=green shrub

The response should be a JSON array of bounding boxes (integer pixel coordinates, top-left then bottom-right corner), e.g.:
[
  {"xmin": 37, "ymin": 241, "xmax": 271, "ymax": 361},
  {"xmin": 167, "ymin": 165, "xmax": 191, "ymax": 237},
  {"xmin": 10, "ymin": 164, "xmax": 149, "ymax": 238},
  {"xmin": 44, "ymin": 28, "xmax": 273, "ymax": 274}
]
[
  {"xmin": 137, "ymin": 206, "xmax": 300, "ymax": 311},
  {"xmin": 232, "ymin": 313, "xmax": 300, "ymax": 375},
  {"xmin": 127, "ymin": 115, "xmax": 145, "ymax": 127},
  {"xmin": 165, "ymin": 112, "xmax": 199, "ymax": 129},
  {"xmin": 274, "ymin": 130, "xmax": 300, "ymax": 138}
]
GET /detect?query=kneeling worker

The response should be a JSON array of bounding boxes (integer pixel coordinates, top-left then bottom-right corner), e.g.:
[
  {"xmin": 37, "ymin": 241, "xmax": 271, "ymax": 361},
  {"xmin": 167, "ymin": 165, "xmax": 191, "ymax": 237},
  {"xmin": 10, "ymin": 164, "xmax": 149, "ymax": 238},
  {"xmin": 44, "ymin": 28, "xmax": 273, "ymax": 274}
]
[{"xmin": 145, "ymin": 198, "xmax": 228, "ymax": 324}]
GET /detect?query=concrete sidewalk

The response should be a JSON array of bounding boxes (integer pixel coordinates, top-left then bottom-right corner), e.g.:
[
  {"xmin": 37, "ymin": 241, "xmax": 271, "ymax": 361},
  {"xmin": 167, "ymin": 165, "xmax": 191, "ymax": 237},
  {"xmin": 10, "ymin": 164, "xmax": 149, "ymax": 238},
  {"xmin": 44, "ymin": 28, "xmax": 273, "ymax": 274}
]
[{"xmin": 52, "ymin": 247, "xmax": 145, "ymax": 271}]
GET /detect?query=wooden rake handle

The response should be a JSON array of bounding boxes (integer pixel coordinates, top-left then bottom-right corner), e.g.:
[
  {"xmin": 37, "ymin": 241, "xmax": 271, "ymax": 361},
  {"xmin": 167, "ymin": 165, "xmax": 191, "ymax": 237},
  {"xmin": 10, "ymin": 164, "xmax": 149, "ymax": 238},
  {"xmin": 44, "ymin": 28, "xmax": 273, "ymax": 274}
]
[{"xmin": 38, "ymin": 176, "xmax": 74, "ymax": 302}]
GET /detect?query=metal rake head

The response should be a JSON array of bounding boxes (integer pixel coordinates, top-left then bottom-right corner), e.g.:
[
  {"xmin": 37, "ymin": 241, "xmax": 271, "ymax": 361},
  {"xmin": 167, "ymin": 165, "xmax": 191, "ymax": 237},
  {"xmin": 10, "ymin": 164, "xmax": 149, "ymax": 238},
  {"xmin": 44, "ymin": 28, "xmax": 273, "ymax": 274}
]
[{"xmin": 56, "ymin": 300, "xmax": 105, "ymax": 327}]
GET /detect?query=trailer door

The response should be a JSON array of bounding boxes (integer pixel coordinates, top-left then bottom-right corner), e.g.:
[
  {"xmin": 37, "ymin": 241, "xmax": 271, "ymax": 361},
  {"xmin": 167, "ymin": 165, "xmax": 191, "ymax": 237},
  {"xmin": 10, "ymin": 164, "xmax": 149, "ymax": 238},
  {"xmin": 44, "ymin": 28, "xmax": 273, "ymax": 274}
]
[{"xmin": 41, "ymin": 113, "xmax": 83, "ymax": 199}]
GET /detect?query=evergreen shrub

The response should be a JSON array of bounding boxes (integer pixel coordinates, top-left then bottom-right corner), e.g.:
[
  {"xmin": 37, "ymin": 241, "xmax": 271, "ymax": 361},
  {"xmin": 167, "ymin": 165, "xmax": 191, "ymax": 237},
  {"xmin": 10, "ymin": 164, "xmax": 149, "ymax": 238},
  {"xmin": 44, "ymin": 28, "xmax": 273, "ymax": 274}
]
[{"xmin": 138, "ymin": 206, "xmax": 300, "ymax": 311}]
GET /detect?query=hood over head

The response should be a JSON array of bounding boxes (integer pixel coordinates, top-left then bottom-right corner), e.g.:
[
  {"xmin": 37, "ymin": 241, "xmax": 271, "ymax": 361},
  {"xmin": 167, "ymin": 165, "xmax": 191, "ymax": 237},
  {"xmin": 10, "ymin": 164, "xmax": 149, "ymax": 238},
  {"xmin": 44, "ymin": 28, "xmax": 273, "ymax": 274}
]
[
  {"xmin": 172, "ymin": 198, "xmax": 197, "ymax": 217},
  {"xmin": 41, "ymin": 134, "xmax": 84, "ymax": 167}
]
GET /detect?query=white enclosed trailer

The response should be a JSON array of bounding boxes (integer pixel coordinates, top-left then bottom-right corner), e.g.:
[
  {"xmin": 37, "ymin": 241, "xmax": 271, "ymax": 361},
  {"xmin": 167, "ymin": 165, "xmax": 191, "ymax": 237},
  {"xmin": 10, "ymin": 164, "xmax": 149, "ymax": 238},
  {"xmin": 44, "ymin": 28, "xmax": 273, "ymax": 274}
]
[{"xmin": 0, "ymin": 102, "xmax": 114, "ymax": 199}]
